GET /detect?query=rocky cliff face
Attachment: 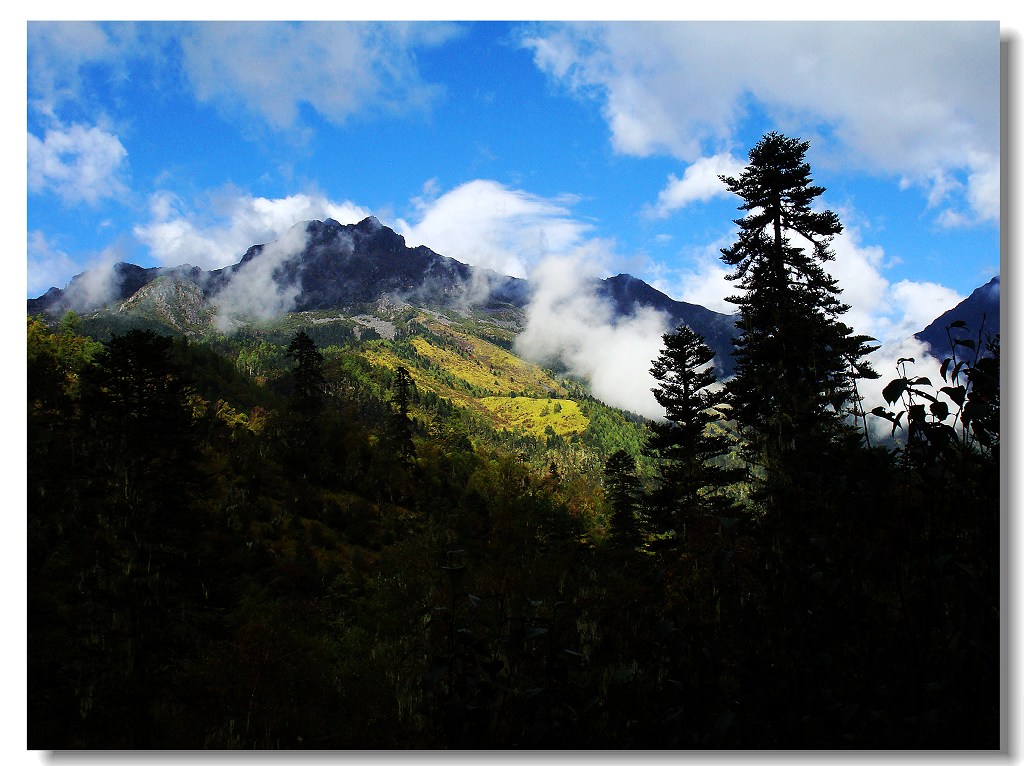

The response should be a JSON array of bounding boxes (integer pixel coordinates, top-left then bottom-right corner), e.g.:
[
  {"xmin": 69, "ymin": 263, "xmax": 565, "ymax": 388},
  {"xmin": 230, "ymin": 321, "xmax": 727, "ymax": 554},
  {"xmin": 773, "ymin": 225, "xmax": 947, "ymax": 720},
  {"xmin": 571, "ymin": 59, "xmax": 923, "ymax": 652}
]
[
  {"xmin": 277, "ymin": 217, "xmax": 526, "ymax": 311},
  {"xmin": 117, "ymin": 275, "xmax": 214, "ymax": 334}
]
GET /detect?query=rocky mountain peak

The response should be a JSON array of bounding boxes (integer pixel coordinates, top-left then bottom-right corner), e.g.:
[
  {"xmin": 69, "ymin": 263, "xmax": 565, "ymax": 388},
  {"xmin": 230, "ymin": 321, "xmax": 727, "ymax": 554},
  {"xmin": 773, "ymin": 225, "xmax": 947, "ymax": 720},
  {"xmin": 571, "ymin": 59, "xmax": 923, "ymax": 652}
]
[{"xmin": 116, "ymin": 274, "xmax": 213, "ymax": 334}]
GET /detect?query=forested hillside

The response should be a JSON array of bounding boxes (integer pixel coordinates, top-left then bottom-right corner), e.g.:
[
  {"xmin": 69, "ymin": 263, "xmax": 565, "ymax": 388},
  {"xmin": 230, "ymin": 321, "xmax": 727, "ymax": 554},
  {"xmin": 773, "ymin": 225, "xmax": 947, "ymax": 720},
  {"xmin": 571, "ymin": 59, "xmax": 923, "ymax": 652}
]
[{"xmin": 26, "ymin": 133, "xmax": 1000, "ymax": 750}]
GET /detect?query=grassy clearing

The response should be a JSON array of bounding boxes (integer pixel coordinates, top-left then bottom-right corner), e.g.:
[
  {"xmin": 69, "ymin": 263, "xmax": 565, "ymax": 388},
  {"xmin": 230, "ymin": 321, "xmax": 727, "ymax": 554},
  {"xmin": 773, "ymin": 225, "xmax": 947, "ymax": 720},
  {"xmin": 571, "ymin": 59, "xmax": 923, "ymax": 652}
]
[
  {"xmin": 478, "ymin": 396, "xmax": 588, "ymax": 437},
  {"xmin": 409, "ymin": 329, "xmax": 562, "ymax": 397},
  {"xmin": 359, "ymin": 322, "xmax": 583, "ymax": 437}
]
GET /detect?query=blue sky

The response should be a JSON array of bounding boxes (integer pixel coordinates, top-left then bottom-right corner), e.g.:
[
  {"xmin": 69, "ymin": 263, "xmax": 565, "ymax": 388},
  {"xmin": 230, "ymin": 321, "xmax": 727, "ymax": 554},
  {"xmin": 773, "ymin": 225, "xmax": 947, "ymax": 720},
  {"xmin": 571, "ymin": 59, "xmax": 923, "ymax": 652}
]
[{"xmin": 25, "ymin": 18, "xmax": 1002, "ymax": 358}]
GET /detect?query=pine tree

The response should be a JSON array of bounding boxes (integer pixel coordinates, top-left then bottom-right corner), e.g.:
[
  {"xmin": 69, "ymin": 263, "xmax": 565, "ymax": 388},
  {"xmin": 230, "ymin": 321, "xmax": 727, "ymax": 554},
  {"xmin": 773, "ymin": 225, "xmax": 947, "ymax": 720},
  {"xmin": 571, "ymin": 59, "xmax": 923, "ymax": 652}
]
[
  {"xmin": 286, "ymin": 330, "xmax": 326, "ymax": 416},
  {"xmin": 391, "ymin": 365, "xmax": 417, "ymax": 464},
  {"xmin": 718, "ymin": 134, "xmax": 882, "ymax": 714},
  {"xmin": 647, "ymin": 324, "xmax": 737, "ymax": 535},
  {"xmin": 647, "ymin": 324, "xmax": 743, "ymax": 637},
  {"xmin": 603, "ymin": 449, "xmax": 642, "ymax": 548},
  {"xmin": 719, "ymin": 132, "xmax": 877, "ymax": 502}
]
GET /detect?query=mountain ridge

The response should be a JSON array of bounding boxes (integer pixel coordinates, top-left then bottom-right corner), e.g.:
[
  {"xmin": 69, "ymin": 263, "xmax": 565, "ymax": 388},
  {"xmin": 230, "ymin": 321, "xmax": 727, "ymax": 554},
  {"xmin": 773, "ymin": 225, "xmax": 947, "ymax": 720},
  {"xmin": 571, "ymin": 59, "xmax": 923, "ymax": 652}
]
[{"xmin": 27, "ymin": 216, "xmax": 739, "ymax": 370}]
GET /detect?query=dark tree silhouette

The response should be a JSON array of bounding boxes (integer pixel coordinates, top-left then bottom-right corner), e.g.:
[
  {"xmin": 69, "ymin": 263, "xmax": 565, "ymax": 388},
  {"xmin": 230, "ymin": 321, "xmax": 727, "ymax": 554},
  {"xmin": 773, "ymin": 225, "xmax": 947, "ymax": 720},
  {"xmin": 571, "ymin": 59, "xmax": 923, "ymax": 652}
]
[
  {"xmin": 716, "ymin": 136, "xmax": 887, "ymax": 733},
  {"xmin": 71, "ymin": 329, "xmax": 202, "ymax": 747},
  {"xmin": 603, "ymin": 449, "xmax": 642, "ymax": 548},
  {"xmin": 390, "ymin": 365, "xmax": 417, "ymax": 465},
  {"xmin": 645, "ymin": 324, "xmax": 743, "ymax": 641},
  {"xmin": 286, "ymin": 330, "xmax": 326, "ymax": 415},
  {"xmin": 719, "ymin": 132, "xmax": 877, "ymax": 504},
  {"xmin": 647, "ymin": 324, "xmax": 738, "ymax": 535}
]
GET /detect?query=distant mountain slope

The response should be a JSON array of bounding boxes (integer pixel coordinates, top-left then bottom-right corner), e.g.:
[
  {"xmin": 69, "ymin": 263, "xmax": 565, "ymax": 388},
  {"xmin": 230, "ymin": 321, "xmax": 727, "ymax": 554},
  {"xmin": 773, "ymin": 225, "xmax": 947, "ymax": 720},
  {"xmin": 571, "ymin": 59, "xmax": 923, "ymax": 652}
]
[
  {"xmin": 914, "ymin": 275, "xmax": 1000, "ymax": 356},
  {"xmin": 116, "ymin": 274, "xmax": 214, "ymax": 333}
]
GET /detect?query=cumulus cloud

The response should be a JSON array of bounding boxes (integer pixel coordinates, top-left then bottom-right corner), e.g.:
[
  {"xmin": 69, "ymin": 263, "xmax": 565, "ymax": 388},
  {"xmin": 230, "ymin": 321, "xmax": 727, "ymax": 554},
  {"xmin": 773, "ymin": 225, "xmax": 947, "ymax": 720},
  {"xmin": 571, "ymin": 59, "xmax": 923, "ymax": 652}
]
[
  {"xmin": 646, "ymin": 153, "xmax": 747, "ymax": 218},
  {"xmin": 824, "ymin": 223, "xmax": 894, "ymax": 337},
  {"xmin": 28, "ymin": 124, "xmax": 129, "ymax": 206},
  {"xmin": 521, "ymin": 21, "xmax": 999, "ymax": 225},
  {"xmin": 134, "ymin": 189, "xmax": 371, "ymax": 270},
  {"xmin": 964, "ymin": 156, "xmax": 1000, "ymax": 224},
  {"xmin": 178, "ymin": 21, "xmax": 459, "ymax": 131},
  {"xmin": 887, "ymin": 280, "xmax": 966, "ymax": 335},
  {"xmin": 211, "ymin": 224, "xmax": 312, "ymax": 331},
  {"xmin": 827, "ymin": 226, "xmax": 964, "ymax": 348},
  {"xmin": 932, "ymin": 150, "xmax": 1001, "ymax": 228},
  {"xmin": 395, "ymin": 179, "xmax": 594, "ymax": 278},
  {"xmin": 514, "ymin": 248, "xmax": 672, "ymax": 420},
  {"xmin": 393, "ymin": 179, "xmax": 675, "ymax": 413}
]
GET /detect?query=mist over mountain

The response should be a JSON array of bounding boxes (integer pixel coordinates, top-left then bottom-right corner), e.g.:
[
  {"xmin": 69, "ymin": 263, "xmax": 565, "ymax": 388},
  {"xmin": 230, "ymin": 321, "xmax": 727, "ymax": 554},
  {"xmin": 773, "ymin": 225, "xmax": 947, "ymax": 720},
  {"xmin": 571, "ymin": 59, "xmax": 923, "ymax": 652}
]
[
  {"xmin": 28, "ymin": 218, "xmax": 530, "ymax": 318},
  {"xmin": 27, "ymin": 262, "xmax": 206, "ymax": 316},
  {"xmin": 595, "ymin": 273, "xmax": 738, "ymax": 376}
]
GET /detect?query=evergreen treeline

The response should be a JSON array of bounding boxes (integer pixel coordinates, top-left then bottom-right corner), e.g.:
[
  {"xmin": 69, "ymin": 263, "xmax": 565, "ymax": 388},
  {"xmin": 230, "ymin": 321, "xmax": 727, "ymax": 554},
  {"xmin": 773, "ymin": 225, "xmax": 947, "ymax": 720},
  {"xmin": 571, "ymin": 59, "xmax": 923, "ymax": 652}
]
[{"xmin": 27, "ymin": 133, "xmax": 999, "ymax": 749}]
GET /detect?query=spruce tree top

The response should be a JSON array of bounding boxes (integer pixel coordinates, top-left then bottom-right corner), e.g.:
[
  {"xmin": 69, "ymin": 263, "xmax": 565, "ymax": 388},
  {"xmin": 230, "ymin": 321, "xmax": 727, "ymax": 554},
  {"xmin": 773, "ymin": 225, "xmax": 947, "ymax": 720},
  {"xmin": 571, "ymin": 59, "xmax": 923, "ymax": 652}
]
[{"xmin": 720, "ymin": 132, "xmax": 843, "ymax": 290}]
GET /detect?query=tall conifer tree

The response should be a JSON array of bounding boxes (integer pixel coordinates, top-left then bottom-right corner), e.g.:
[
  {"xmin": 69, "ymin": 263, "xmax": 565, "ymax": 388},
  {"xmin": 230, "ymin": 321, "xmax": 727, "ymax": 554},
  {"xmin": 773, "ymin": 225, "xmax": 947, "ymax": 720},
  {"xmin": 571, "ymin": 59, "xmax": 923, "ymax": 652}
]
[
  {"xmin": 286, "ymin": 330, "xmax": 326, "ymax": 415},
  {"xmin": 719, "ymin": 132, "xmax": 877, "ymax": 503},
  {"xmin": 647, "ymin": 325, "xmax": 739, "ymax": 544},
  {"xmin": 604, "ymin": 449, "xmax": 642, "ymax": 548}
]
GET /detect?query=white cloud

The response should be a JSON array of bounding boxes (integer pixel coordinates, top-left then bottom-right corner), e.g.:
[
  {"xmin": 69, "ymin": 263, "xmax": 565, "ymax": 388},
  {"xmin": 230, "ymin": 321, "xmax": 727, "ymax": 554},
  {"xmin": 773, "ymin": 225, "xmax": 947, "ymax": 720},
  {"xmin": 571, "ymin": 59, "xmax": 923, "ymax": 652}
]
[
  {"xmin": 888, "ymin": 280, "xmax": 965, "ymax": 337},
  {"xmin": 28, "ymin": 124, "xmax": 129, "ymax": 206},
  {"xmin": 32, "ymin": 244, "xmax": 132, "ymax": 312},
  {"xmin": 522, "ymin": 23, "xmax": 747, "ymax": 160},
  {"xmin": 395, "ymin": 179, "xmax": 594, "ymax": 278},
  {"xmin": 825, "ymin": 224, "xmax": 892, "ymax": 337},
  {"xmin": 211, "ymin": 223, "xmax": 312, "ymax": 331},
  {"xmin": 857, "ymin": 335, "xmax": 946, "ymax": 444},
  {"xmin": 134, "ymin": 189, "xmax": 371, "ymax": 270},
  {"xmin": 396, "ymin": 179, "xmax": 674, "ymax": 416},
  {"xmin": 178, "ymin": 21, "xmax": 459, "ymax": 131},
  {"xmin": 61, "ymin": 250, "xmax": 125, "ymax": 311},
  {"xmin": 514, "ymin": 250, "xmax": 671, "ymax": 419},
  {"xmin": 959, "ymin": 151, "xmax": 1000, "ymax": 226},
  {"xmin": 522, "ymin": 21, "xmax": 999, "ymax": 225},
  {"xmin": 646, "ymin": 153, "xmax": 746, "ymax": 218}
]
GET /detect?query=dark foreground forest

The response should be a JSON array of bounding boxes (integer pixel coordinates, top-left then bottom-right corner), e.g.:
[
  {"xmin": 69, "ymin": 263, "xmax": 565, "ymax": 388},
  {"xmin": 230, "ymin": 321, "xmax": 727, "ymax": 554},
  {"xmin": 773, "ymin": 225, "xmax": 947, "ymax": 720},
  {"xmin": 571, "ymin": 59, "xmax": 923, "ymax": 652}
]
[{"xmin": 26, "ymin": 134, "xmax": 1000, "ymax": 749}]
